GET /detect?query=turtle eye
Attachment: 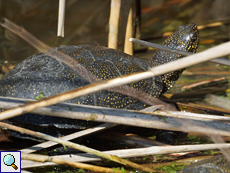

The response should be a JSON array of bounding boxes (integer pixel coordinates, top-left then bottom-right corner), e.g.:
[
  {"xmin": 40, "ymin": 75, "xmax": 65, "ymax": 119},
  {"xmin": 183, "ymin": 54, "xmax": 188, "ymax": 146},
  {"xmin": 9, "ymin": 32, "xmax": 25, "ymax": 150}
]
[{"xmin": 189, "ymin": 32, "xmax": 197, "ymax": 41}]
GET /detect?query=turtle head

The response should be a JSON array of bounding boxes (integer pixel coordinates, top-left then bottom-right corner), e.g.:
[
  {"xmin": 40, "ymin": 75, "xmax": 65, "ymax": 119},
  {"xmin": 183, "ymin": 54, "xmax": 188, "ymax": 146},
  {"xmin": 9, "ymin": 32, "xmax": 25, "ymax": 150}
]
[
  {"xmin": 151, "ymin": 23, "xmax": 199, "ymax": 93},
  {"xmin": 167, "ymin": 23, "xmax": 199, "ymax": 53}
]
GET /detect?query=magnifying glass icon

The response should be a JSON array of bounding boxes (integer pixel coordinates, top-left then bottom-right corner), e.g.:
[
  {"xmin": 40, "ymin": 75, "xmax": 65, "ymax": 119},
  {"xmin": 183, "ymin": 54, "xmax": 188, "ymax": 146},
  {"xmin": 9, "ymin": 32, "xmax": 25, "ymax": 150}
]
[{"xmin": 3, "ymin": 154, "xmax": 18, "ymax": 170}]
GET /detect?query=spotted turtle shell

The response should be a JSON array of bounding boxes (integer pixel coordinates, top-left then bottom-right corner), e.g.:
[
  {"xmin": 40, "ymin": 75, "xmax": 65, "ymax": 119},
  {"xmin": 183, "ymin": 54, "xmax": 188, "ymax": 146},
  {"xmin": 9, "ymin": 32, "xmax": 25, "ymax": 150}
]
[
  {"xmin": 0, "ymin": 23, "xmax": 199, "ymax": 140},
  {"xmin": 0, "ymin": 45, "xmax": 163, "ymax": 131}
]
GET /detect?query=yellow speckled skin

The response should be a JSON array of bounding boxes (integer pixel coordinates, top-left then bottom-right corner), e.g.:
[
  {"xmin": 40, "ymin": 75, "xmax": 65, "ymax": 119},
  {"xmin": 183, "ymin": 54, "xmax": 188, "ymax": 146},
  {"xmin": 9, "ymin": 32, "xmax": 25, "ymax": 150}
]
[
  {"xmin": 151, "ymin": 23, "xmax": 199, "ymax": 92},
  {"xmin": 0, "ymin": 24, "xmax": 199, "ymax": 140}
]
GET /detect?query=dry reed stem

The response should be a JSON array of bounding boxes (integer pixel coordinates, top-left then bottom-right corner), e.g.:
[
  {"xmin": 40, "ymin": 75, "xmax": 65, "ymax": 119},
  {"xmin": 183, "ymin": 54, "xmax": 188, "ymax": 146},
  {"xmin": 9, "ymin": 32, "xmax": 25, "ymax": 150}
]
[
  {"xmin": 21, "ymin": 153, "xmax": 122, "ymax": 173},
  {"xmin": 57, "ymin": 0, "xmax": 65, "ymax": 37},
  {"xmin": 21, "ymin": 123, "xmax": 116, "ymax": 154},
  {"xmin": 0, "ymin": 18, "xmax": 49, "ymax": 51},
  {"xmin": 22, "ymin": 143, "xmax": 230, "ymax": 169},
  {"xmin": 1, "ymin": 97, "xmax": 230, "ymax": 136},
  {"xmin": 108, "ymin": 0, "xmax": 121, "ymax": 49},
  {"xmin": 124, "ymin": 8, "xmax": 133, "ymax": 55},
  {"xmin": 130, "ymin": 38, "xmax": 230, "ymax": 66},
  {"xmin": 1, "ymin": 97, "xmax": 229, "ymax": 122},
  {"xmin": 207, "ymin": 134, "xmax": 230, "ymax": 162},
  {"xmin": 0, "ymin": 122, "xmax": 154, "ymax": 172}
]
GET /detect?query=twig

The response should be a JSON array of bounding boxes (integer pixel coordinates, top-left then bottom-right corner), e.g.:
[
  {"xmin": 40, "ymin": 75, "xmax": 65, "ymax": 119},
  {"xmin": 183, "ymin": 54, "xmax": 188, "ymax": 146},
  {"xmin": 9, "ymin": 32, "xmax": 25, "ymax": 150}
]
[
  {"xmin": 1, "ymin": 97, "xmax": 230, "ymax": 136},
  {"xmin": 21, "ymin": 123, "xmax": 116, "ymax": 154},
  {"xmin": 182, "ymin": 77, "xmax": 228, "ymax": 89},
  {"xmin": 124, "ymin": 8, "xmax": 133, "ymax": 55},
  {"xmin": 1, "ymin": 97, "xmax": 229, "ymax": 122},
  {"xmin": 22, "ymin": 143, "xmax": 230, "ymax": 169},
  {"xmin": 0, "ymin": 18, "xmax": 49, "ymax": 51},
  {"xmin": 130, "ymin": 38, "xmax": 192, "ymax": 56},
  {"xmin": 22, "ymin": 153, "xmax": 122, "ymax": 173},
  {"xmin": 207, "ymin": 134, "xmax": 230, "ymax": 162},
  {"xmin": 150, "ymin": 41, "xmax": 230, "ymax": 75},
  {"xmin": 130, "ymin": 38, "xmax": 230, "ymax": 66},
  {"xmin": 108, "ymin": 0, "xmax": 121, "ymax": 49},
  {"xmin": 0, "ymin": 122, "xmax": 154, "ymax": 172},
  {"xmin": 198, "ymin": 22, "xmax": 223, "ymax": 30},
  {"xmin": 57, "ymin": 0, "xmax": 65, "ymax": 37}
]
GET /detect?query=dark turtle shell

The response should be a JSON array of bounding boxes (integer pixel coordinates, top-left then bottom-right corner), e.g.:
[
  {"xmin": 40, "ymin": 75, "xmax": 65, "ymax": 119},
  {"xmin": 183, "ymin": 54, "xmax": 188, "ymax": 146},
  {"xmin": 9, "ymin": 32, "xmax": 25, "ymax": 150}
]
[{"xmin": 0, "ymin": 23, "xmax": 199, "ymax": 140}]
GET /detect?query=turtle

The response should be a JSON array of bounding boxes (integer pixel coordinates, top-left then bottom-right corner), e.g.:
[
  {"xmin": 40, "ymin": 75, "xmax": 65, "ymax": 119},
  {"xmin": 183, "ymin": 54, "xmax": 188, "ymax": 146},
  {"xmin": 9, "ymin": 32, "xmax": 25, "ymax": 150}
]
[{"xmin": 0, "ymin": 23, "xmax": 199, "ymax": 141}]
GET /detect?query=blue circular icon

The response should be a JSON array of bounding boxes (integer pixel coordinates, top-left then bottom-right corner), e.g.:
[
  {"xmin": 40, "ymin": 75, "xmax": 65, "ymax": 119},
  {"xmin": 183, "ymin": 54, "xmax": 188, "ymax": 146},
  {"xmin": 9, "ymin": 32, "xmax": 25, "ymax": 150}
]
[{"xmin": 3, "ymin": 154, "xmax": 18, "ymax": 170}]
